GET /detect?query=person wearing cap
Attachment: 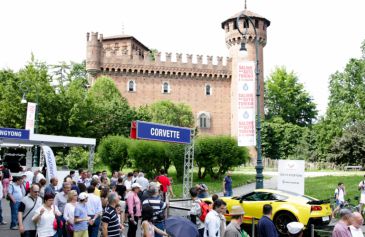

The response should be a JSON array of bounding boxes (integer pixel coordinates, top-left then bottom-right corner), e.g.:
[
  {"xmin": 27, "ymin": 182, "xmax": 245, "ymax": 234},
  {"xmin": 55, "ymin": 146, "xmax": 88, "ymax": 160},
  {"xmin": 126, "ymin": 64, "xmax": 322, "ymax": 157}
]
[
  {"xmin": 86, "ymin": 185, "xmax": 102, "ymax": 237},
  {"xmin": 136, "ymin": 172, "xmax": 149, "ymax": 191},
  {"xmin": 287, "ymin": 222, "xmax": 304, "ymax": 237},
  {"xmin": 223, "ymin": 205, "xmax": 249, "ymax": 237},
  {"xmin": 126, "ymin": 183, "xmax": 142, "ymax": 237},
  {"xmin": 332, "ymin": 208, "xmax": 353, "ymax": 237},
  {"xmin": 350, "ymin": 212, "xmax": 364, "ymax": 237},
  {"xmin": 74, "ymin": 192, "xmax": 90, "ymax": 237},
  {"xmin": 142, "ymin": 182, "xmax": 167, "ymax": 237},
  {"xmin": 257, "ymin": 204, "xmax": 278, "ymax": 237}
]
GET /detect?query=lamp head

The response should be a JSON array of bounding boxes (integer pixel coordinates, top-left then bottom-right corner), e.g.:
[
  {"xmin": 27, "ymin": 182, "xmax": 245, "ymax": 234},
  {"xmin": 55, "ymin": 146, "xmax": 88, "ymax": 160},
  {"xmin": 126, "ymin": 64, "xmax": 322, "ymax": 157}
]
[{"xmin": 21, "ymin": 94, "xmax": 27, "ymax": 104}]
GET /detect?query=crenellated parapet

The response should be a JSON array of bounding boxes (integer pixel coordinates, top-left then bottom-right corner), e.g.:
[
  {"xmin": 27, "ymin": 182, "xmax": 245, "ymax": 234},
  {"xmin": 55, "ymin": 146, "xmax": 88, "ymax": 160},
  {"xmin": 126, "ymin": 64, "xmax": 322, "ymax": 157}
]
[{"xmin": 98, "ymin": 53, "xmax": 231, "ymax": 80}]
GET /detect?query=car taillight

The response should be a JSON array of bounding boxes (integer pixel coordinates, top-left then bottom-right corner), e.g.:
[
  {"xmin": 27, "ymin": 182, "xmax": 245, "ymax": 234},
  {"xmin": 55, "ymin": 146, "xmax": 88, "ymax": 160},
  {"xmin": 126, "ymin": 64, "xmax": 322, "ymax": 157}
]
[{"xmin": 311, "ymin": 205, "xmax": 322, "ymax": 211}]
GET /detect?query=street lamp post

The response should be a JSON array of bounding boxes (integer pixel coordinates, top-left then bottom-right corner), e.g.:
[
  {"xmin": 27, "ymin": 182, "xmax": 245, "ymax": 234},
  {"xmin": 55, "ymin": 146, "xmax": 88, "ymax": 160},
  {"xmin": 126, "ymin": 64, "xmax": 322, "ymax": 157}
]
[
  {"xmin": 236, "ymin": 13, "xmax": 264, "ymax": 189},
  {"xmin": 20, "ymin": 81, "xmax": 40, "ymax": 167}
]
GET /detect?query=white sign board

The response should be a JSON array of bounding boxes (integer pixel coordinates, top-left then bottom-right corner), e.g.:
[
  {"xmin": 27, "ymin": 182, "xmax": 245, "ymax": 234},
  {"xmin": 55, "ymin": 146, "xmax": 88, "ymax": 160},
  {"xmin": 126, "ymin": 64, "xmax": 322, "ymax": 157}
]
[
  {"xmin": 237, "ymin": 61, "xmax": 256, "ymax": 147},
  {"xmin": 25, "ymin": 102, "xmax": 36, "ymax": 134},
  {"xmin": 278, "ymin": 160, "xmax": 305, "ymax": 195}
]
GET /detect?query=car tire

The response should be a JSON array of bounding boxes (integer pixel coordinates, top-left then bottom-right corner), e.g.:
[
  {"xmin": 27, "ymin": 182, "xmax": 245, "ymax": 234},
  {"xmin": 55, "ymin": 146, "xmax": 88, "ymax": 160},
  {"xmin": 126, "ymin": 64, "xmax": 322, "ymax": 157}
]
[{"xmin": 273, "ymin": 211, "xmax": 297, "ymax": 235}]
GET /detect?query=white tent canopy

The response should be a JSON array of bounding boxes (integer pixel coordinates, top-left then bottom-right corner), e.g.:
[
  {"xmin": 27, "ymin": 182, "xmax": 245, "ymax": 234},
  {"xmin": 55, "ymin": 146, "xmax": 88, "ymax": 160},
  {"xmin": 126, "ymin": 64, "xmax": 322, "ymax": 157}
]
[{"xmin": 0, "ymin": 129, "xmax": 96, "ymax": 170}]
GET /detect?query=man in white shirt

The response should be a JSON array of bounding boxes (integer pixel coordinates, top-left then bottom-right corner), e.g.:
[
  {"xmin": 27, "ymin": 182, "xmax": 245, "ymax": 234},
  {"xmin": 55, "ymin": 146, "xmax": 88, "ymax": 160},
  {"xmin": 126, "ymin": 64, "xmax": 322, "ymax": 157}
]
[
  {"xmin": 358, "ymin": 175, "xmax": 365, "ymax": 214},
  {"xmin": 32, "ymin": 170, "xmax": 45, "ymax": 184},
  {"xmin": 85, "ymin": 185, "xmax": 103, "ymax": 237},
  {"xmin": 332, "ymin": 182, "xmax": 346, "ymax": 218},
  {"xmin": 350, "ymin": 212, "xmax": 364, "ymax": 237},
  {"xmin": 24, "ymin": 168, "xmax": 34, "ymax": 185},
  {"xmin": 136, "ymin": 172, "xmax": 149, "ymax": 191},
  {"xmin": 124, "ymin": 172, "xmax": 134, "ymax": 191},
  {"xmin": 204, "ymin": 199, "xmax": 226, "ymax": 237}
]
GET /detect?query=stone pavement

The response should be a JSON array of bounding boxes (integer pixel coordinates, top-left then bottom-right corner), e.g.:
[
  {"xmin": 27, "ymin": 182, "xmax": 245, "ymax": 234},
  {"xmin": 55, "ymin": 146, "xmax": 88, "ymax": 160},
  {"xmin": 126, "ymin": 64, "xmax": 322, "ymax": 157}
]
[{"xmin": 0, "ymin": 199, "xmax": 17, "ymax": 237}]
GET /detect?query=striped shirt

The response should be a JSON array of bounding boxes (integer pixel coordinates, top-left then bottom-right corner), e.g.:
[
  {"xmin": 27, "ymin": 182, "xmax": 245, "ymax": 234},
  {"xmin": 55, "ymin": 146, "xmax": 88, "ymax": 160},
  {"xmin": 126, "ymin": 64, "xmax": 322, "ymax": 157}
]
[
  {"xmin": 142, "ymin": 196, "xmax": 166, "ymax": 223},
  {"xmin": 102, "ymin": 205, "xmax": 120, "ymax": 237}
]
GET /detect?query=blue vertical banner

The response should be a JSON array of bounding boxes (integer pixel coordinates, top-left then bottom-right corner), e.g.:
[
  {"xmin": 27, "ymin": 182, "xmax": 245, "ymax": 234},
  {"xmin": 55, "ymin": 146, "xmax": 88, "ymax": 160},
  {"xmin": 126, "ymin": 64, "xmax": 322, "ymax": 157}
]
[{"xmin": 136, "ymin": 121, "xmax": 191, "ymax": 144}]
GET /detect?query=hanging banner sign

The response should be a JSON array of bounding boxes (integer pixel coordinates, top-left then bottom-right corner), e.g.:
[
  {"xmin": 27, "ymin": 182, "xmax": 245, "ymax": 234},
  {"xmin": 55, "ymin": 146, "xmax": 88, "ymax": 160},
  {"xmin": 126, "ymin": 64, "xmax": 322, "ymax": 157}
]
[
  {"xmin": 135, "ymin": 121, "xmax": 191, "ymax": 144},
  {"xmin": 42, "ymin": 146, "xmax": 58, "ymax": 182},
  {"xmin": 0, "ymin": 127, "xmax": 30, "ymax": 140},
  {"xmin": 25, "ymin": 102, "xmax": 37, "ymax": 134},
  {"xmin": 278, "ymin": 160, "xmax": 305, "ymax": 195},
  {"xmin": 237, "ymin": 61, "xmax": 256, "ymax": 146}
]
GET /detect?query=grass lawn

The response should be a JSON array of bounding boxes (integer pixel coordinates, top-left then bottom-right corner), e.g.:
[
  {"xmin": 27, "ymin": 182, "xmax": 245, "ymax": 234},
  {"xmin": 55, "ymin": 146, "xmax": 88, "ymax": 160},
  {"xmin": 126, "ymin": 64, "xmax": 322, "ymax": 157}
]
[
  {"xmin": 93, "ymin": 163, "xmax": 257, "ymax": 198},
  {"xmin": 172, "ymin": 172, "xmax": 256, "ymax": 198},
  {"xmin": 305, "ymin": 175, "xmax": 363, "ymax": 204}
]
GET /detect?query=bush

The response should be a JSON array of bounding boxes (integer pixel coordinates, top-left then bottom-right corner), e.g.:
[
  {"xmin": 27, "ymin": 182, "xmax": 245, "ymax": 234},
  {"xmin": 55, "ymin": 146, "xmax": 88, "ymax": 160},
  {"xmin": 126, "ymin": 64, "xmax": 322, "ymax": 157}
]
[
  {"xmin": 64, "ymin": 147, "xmax": 89, "ymax": 170},
  {"xmin": 97, "ymin": 136, "xmax": 129, "ymax": 171},
  {"xmin": 195, "ymin": 136, "xmax": 250, "ymax": 179},
  {"xmin": 128, "ymin": 140, "xmax": 170, "ymax": 179},
  {"xmin": 166, "ymin": 143, "xmax": 185, "ymax": 181}
]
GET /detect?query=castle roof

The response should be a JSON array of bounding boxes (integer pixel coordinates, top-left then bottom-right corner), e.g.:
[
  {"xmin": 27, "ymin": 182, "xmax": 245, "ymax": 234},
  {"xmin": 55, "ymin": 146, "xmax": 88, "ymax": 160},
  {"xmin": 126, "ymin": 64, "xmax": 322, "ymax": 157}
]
[
  {"xmin": 221, "ymin": 9, "xmax": 270, "ymax": 28},
  {"xmin": 103, "ymin": 35, "xmax": 150, "ymax": 51}
]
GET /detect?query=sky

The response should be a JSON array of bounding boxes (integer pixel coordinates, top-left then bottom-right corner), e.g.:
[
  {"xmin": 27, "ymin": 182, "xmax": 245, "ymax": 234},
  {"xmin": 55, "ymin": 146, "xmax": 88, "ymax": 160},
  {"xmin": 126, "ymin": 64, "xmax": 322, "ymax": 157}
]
[{"xmin": 1, "ymin": 0, "xmax": 365, "ymax": 116}]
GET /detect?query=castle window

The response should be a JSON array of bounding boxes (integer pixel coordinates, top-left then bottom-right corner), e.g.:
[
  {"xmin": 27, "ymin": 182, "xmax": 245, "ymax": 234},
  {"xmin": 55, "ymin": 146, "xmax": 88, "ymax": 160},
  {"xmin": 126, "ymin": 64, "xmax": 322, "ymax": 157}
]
[
  {"xmin": 127, "ymin": 80, "xmax": 136, "ymax": 92},
  {"xmin": 205, "ymin": 84, "xmax": 212, "ymax": 96},
  {"xmin": 255, "ymin": 19, "xmax": 259, "ymax": 28},
  {"xmin": 244, "ymin": 19, "xmax": 249, "ymax": 28},
  {"xmin": 263, "ymin": 23, "xmax": 267, "ymax": 30},
  {"xmin": 197, "ymin": 112, "xmax": 211, "ymax": 129},
  {"xmin": 162, "ymin": 82, "xmax": 170, "ymax": 94},
  {"xmin": 233, "ymin": 21, "xmax": 238, "ymax": 30}
]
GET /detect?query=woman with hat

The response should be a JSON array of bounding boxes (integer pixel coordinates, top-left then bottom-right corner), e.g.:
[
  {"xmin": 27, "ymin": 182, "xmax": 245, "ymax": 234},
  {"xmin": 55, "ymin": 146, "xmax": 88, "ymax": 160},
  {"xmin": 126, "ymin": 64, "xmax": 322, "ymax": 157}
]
[
  {"xmin": 126, "ymin": 183, "xmax": 142, "ymax": 237},
  {"xmin": 223, "ymin": 205, "xmax": 249, "ymax": 237},
  {"xmin": 287, "ymin": 222, "xmax": 304, "ymax": 237}
]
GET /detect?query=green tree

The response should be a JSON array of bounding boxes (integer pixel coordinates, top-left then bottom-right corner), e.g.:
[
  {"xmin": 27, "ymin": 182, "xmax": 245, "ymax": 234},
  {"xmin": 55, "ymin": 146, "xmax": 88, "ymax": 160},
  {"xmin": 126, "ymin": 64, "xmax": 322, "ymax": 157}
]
[
  {"xmin": 166, "ymin": 143, "xmax": 185, "ymax": 181},
  {"xmin": 128, "ymin": 140, "xmax": 170, "ymax": 178},
  {"xmin": 98, "ymin": 136, "xmax": 130, "ymax": 171},
  {"xmin": 195, "ymin": 136, "xmax": 249, "ymax": 179},
  {"xmin": 148, "ymin": 100, "xmax": 194, "ymax": 128},
  {"xmin": 265, "ymin": 67, "xmax": 317, "ymax": 126},
  {"xmin": 63, "ymin": 147, "xmax": 89, "ymax": 170},
  {"xmin": 88, "ymin": 76, "xmax": 134, "ymax": 139},
  {"xmin": 316, "ymin": 45, "xmax": 365, "ymax": 160},
  {"xmin": 261, "ymin": 117, "xmax": 309, "ymax": 160},
  {"xmin": 328, "ymin": 121, "xmax": 365, "ymax": 166}
]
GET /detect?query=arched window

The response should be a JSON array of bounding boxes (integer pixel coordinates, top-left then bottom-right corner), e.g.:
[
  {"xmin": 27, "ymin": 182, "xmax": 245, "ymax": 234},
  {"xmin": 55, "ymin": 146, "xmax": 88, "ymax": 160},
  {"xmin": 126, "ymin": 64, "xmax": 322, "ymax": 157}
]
[
  {"xmin": 205, "ymin": 84, "xmax": 212, "ymax": 96},
  {"xmin": 127, "ymin": 80, "xmax": 136, "ymax": 92},
  {"xmin": 162, "ymin": 82, "xmax": 170, "ymax": 93},
  {"xmin": 197, "ymin": 112, "xmax": 211, "ymax": 129}
]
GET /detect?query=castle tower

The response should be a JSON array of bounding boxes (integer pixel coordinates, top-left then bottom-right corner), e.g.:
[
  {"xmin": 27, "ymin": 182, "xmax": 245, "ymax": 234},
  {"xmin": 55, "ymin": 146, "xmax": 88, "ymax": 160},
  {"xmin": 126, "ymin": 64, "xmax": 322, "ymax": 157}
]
[
  {"xmin": 221, "ymin": 9, "xmax": 270, "ymax": 139},
  {"xmin": 86, "ymin": 32, "xmax": 102, "ymax": 85}
]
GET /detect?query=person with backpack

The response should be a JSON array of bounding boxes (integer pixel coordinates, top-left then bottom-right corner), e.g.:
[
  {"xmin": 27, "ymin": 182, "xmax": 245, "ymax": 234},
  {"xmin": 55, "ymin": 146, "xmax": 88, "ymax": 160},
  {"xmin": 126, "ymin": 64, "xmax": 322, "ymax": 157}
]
[
  {"xmin": 189, "ymin": 187, "xmax": 206, "ymax": 237},
  {"xmin": 18, "ymin": 183, "xmax": 43, "ymax": 237},
  {"xmin": 332, "ymin": 182, "xmax": 346, "ymax": 218},
  {"xmin": 358, "ymin": 175, "xmax": 365, "ymax": 214},
  {"xmin": 204, "ymin": 199, "xmax": 227, "ymax": 237},
  {"xmin": 142, "ymin": 182, "xmax": 167, "ymax": 237}
]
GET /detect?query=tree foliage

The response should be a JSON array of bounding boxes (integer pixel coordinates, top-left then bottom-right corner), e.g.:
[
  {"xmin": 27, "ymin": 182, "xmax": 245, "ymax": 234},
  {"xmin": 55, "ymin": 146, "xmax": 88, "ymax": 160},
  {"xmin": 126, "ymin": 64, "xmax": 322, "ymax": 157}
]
[
  {"xmin": 128, "ymin": 140, "xmax": 170, "ymax": 178},
  {"xmin": 195, "ymin": 136, "xmax": 249, "ymax": 179},
  {"xmin": 87, "ymin": 76, "xmax": 134, "ymax": 139},
  {"xmin": 328, "ymin": 122, "xmax": 365, "ymax": 166},
  {"xmin": 147, "ymin": 100, "xmax": 195, "ymax": 128},
  {"xmin": 265, "ymin": 67, "xmax": 317, "ymax": 126},
  {"xmin": 97, "ymin": 136, "xmax": 130, "ymax": 171}
]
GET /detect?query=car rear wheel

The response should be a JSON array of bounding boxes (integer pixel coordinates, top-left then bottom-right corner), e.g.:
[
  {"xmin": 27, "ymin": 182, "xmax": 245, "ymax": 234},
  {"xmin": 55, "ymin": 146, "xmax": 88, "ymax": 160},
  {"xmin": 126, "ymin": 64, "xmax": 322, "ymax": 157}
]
[{"xmin": 273, "ymin": 211, "xmax": 297, "ymax": 235}]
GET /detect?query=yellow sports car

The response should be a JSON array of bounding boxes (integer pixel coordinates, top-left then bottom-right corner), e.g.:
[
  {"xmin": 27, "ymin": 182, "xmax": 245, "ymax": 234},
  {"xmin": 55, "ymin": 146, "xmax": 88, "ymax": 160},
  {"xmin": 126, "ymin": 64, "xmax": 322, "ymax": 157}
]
[{"xmin": 204, "ymin": 189, "xmax": 332, "ymax": 235}]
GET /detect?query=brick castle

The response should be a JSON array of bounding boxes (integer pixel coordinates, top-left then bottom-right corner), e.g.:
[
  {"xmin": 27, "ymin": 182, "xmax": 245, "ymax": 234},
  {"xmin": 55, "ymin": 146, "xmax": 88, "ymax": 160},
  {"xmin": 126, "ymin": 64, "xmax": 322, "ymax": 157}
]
[{"xmin": 86, "ymin": 9, "xmax": 270, "ymax": 139}]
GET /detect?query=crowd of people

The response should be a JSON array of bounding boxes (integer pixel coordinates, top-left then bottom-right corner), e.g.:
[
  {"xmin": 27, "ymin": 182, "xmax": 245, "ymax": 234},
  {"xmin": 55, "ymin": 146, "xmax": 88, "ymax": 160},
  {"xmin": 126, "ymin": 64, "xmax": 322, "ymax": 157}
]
[{"xmin": 0, "ymin": 167, "xmax": 174, "ymax": 237}]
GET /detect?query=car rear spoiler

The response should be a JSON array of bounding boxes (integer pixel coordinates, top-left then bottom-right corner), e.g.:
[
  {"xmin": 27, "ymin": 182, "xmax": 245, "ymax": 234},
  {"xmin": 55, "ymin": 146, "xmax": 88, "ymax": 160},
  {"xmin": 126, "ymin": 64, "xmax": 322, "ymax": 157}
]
[{"xmin": 307, "ymin": 199, "xmax": 330, "ymax": 205}]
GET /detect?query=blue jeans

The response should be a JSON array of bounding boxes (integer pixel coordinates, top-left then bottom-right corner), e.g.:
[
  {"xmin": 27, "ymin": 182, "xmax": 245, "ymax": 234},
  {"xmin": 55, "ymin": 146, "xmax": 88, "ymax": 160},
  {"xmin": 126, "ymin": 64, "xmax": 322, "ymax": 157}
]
[
  {"xmin": 10, "ymin": 201, "xmax": 20, "ymax": 228},
  {"xmin": 88, "ymin": 216, "xmax": 100, "ymax": 237},
  {"xmin": 154, "ymin": 221, "xmax": 165, "ymax": 237},
  {"xmin": 224, "ymin": 189, "xmax": 233, "ymax": 197},
  {"xmin": 0, "ymin": 198, "xmax": 3, "ymax": 223}
]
